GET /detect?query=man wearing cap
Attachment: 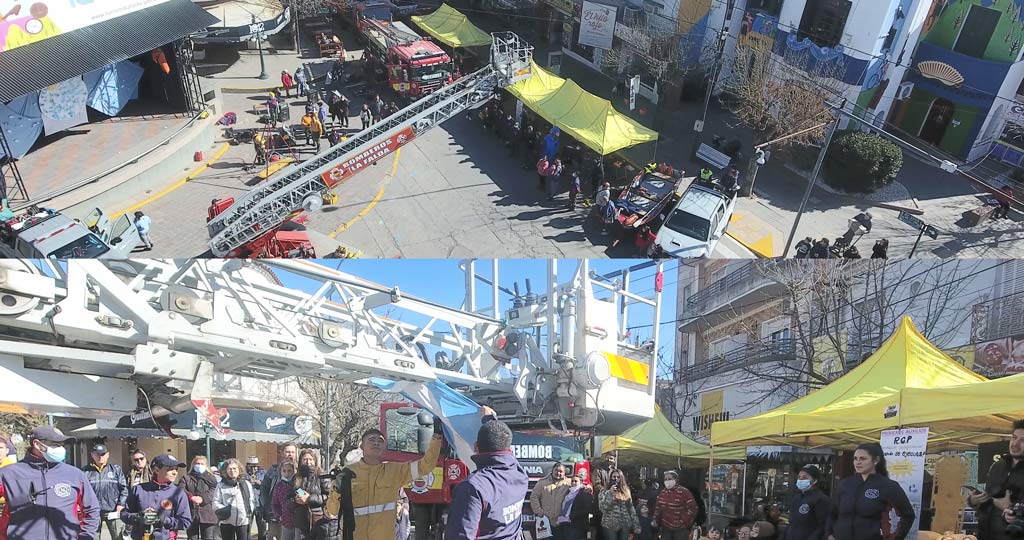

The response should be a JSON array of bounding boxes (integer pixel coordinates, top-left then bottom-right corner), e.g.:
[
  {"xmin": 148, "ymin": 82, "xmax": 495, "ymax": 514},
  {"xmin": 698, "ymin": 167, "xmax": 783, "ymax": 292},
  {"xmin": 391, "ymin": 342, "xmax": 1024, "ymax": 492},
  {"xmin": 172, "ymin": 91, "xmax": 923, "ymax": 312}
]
[
  {"xmin": 0, "ymin": 425, "xmax": 101, "ymax": 540},
  {"xmin": 245, "ymin": 457, "xmax": 268, "ymax": 540},
  {"xmin": 121, "ymin": 454, "xmax": 192, "ymax": 540},
  {"xmin": 83, "ymin": 443, "xmax": 128, "ymax": 540}
]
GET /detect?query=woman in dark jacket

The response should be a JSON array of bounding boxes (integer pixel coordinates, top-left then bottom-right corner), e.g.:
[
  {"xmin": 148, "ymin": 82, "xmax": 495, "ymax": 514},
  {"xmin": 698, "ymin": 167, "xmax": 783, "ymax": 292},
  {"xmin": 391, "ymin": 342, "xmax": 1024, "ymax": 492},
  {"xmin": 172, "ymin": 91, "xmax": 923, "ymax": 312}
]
[
  {"xmin": 564, "ymin": 473, "xmax": 594, "ymax": 540},
  {"xmin": 782, "ymin": 465, "xmax": 829, "ymax": 540},
  {"xmin": 827, "ymin": 443, "xmax": 915, "ymax": 540},
  {"xmin": 289, "ymin": 449, "xmax": 335, "ymax": 540},
  {"xmin": 182, "ymin": 456, "xmax": 219, "ymax": 540}
]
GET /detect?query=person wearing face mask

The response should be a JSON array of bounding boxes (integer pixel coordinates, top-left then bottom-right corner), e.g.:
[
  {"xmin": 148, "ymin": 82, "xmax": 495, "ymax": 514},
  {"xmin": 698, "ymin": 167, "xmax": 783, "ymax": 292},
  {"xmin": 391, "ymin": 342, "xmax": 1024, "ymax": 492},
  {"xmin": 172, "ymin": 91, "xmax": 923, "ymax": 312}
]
[
  {"xmin": 652, "ymin": 470, "xmax": 698, "ymax": 540},
  {"xmin": 289, "ymin": 449, "xmax": 335, "ymax": 540},
  {"xmin": 0, "ymin": 425, "xmax": 101, "ymax": 540},
  {"xmin": 531, "ymin": 462, "xmax": 572, "ymax": 539},
  {"xmin": 182, "ymin": 456, "xmax": 219, "ymax": 540},
  {"xmin": 782, "ymin": 465, "xmax": 829, "ymax": 540},
  {"xmin": 121, "ymin": 454, "xmax": 192, "ymax": 540},
  {"xmin": 271, "ymin": 461, "xmax": 298, "ymax": 540}
]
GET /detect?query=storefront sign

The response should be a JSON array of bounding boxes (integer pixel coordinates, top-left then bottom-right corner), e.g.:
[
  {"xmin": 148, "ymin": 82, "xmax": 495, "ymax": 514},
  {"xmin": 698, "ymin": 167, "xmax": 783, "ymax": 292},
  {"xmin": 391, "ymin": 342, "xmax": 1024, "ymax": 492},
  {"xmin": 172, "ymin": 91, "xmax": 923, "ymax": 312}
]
[
  {"xmin": 880, "ymin": 427, "xmax": 928, "ymax": 540},
  {"xmin": 199, "ymin": 8, "xmax": 291, "ymax": 42},
  {"xmin": 974, "ymin": 333, "xmax": 1024, "ymax": 376},
  {"xmin": 694, "ymin": 389, "xmax": 731, "ymax": 437},
  {"xmin": 0, "ymin": 0, "xmax": 170, "ymax": 53},
  {"xmin": 321, "ymin": 127, "xmax": 415, "ymax": 187},
  {"xmin": 579, "ymin": 1, "xmax": 615, "ymax": 50}
]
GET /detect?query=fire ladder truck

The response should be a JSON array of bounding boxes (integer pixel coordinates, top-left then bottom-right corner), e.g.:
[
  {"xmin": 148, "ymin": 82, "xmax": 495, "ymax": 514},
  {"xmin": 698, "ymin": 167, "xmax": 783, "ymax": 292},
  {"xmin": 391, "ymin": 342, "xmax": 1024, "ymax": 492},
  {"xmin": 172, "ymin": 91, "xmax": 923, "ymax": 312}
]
[
  {"xmin": 206, "ymin": 33, "xmax": 532, "ymax": 258},
  {"xmin": 0, "ymin": 259, "xmax": 662, "ymax": 438}
]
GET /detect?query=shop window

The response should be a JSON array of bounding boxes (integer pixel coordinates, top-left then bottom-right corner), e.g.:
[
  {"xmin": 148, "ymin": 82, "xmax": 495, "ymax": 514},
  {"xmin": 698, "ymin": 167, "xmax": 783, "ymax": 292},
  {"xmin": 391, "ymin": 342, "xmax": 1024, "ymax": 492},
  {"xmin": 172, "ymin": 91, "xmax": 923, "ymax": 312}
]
[
  {"xmin": 797, "ymin": 0, "xmax": 852, "ymax": 49},
  {"xmin": 953, "ymin": 5, "xmax": 1000, "ymax": 59}
]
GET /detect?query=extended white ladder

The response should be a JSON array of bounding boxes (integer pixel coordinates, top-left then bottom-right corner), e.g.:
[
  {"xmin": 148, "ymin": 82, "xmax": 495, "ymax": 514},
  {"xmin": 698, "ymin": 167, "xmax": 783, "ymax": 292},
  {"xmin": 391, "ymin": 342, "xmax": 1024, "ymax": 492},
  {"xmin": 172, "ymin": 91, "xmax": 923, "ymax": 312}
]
[{"xmin": 207, "ymin": 32, "xmax": 532, "ymax": 257}]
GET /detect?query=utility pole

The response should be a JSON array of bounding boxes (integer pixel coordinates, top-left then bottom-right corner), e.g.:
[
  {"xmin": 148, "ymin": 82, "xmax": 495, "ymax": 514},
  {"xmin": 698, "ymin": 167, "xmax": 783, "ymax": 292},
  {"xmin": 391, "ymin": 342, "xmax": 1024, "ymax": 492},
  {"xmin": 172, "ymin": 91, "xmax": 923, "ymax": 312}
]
[
  {"xmin": 689, "ymin": 0, "xmax": 734, "ymax": 160},
  {"xmin": 783, "ymin": 117, "xmax": 840, "ymax": 257}
]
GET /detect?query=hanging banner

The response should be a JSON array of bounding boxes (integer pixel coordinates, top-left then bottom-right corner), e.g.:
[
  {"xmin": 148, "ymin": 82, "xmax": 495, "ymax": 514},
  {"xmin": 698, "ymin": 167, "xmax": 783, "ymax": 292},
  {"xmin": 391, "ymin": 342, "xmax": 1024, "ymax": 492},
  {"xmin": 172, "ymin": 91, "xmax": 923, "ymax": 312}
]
[
  {"xmin": 579, "ymin": 1, "xmax": 615, "ymax": 50},
  {"xmin": 0, "ymin": 0, "xmax": 171, "ymax": 53},
  {"xmin": 880, "ymin": 427, "xmax": 928, "ymax": 540}
]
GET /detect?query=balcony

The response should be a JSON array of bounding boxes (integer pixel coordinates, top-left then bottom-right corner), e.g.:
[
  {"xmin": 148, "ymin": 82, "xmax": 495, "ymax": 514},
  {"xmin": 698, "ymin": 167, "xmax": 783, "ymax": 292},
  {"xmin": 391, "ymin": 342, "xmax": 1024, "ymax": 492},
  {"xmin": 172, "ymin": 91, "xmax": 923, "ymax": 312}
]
[
  {"xmin": 679, "ymin": 338, "xmax": 797, "ymax": 382},
  {"xmin": 679, "ymin": 261, "xmax": 786, "ymax": 330}
]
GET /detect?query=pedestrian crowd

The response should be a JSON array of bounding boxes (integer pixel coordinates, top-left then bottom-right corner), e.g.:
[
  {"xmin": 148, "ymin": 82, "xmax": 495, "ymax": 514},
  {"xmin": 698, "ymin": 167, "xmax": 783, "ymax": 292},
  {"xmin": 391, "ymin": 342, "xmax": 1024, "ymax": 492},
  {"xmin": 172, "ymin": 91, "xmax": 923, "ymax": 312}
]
[{"xmin": 0, "ymin": 419, "xmax": 1020, "ymax": 540}]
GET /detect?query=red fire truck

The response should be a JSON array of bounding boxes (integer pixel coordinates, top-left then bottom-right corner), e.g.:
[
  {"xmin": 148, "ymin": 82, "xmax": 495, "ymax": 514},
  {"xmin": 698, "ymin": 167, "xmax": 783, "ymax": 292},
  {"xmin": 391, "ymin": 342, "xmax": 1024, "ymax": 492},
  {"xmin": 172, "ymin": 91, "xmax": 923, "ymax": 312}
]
[
  {"xmin": 380, "ymin": 402, "xmax": 591, "ymax": 540},
  {"xmin": 358, "ymin": 16, "xmax": 456, "ymax": 98}
]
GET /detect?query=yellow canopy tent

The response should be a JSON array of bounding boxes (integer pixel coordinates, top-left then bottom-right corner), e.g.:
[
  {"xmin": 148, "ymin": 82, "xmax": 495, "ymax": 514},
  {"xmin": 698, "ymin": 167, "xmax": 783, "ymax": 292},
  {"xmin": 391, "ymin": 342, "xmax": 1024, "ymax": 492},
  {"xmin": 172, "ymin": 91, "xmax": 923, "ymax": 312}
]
[
  {"xmin": 710, "ymin": 317, "xmax": 1024, "ymax": 451},
  {"xmin": 410, "ymin": 4, "xmax": 492, "ymax": 48},
  {"xmin": 602, "ymin": 408, "xmax": 744, "ymax": 466},
  {"xmin": 507, "ymin": 61, "xmax": 659, "ymax": 155}
]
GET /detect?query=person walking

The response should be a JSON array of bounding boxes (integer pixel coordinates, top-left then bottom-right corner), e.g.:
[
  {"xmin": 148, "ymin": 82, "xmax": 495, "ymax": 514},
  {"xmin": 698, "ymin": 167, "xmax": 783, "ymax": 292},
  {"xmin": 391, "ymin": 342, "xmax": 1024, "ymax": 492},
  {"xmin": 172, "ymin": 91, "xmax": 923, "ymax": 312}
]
[
  {"xmin": 337, "ymin": 94, "xmax": 351, "ymax": 129},
  {"xmin": 370, "ymin": 95, "xmax": 385, "ymax": 125},
  {"xmin": 537, "ymin": 156, "xmax": 552, "ymax": 191},
  {"xmin": 0, "ymin": 426, "xmax": 101, "ymax": 540},
  {"xmin": 445, "ymin": 406, "xmax": 529, "ymax": 540},
  {"xmin": 295, "ymin": 67, "xmax": 309, "ymax": 98},
  {"xmin": 568, "ymin": 171, "xmax": 581, "ymax": 210},
  {"xmin": 522, "ymin": 124, "xmax": 538, "ymax": 170},
  {"xmin": 969, "ymin": 419, "xmax": 1023, "ymax": 540},
  {"xmin": 558, "ymin": 472, "xmax": 593, "ymax": 540},
  {"xmin": 329, "ymin": 92, "xmax": 344, "ymax": 127},
  {"xmin": 994, "ymin": 185, "xmax": 1014, "ymax": 219},
  {"xmin": 530, "ymin": 462, "xmax": 572, "ymax": 539},
  {"xmin": 246, "ymin": 457, "xmax": 268, "ymax": 540},
  {"xmin": 781, "ymin": 465, "xmax": 829, "ymax": 540},
  {"xmin": 83, "ymin": 443, "xmax": 128, "ymax": 540},
  {"xmin": 651, "ymin": 470, "xmax": 698, "ymax": 540},
  {"xmin": 261, "ymin": 444, "xmax": 299, "ymax": 540},
  {"xmin": 134, "ymin": 211, "xmax": 153, "ymax": 250},
  {"xmin": 360, "ymin": 104, "xmax": 372, "ymax": 131},
  {"xmin": 543, "ymin": 127, "xmax": 560, "ymax": 161},
  {"xmin": 214, "ymin": 459, "xmax": 256, "ymax": 540},
  {"xmin": 266, "ymin": 92, "xmax": 280, "ymax": 125},
  {"xmin": 827, "ymin": 443, "xmax": 915, "ymax": 540},
  {"xmin": 589, "ymin": 154, "xmax": 605, "ymax": 195},
  {"xmin": 318, "ymin": 100, "xmax": 329, "ymax": 129},
  {"xmin": 128, "ymin": 449, "xmax": 149, "ymax": 487},
  {"xmin": 598, "ymin": 469, "xmax": 640, "ymax": 540},
  {"xmin": 183, "ymin": 455, "xmax": 219, "ymax": 540},
  {"xmin": 270, "ymin": 460, "xmax": 298, "ymax": 540},
  {"xmin": 289, "ymin": 449, "xmax": 335, "ymax": 540},
  {"xmin": 281, "ymin": 71, "xmax": 294, "ymax": 98},
  {"xmin": 302, "ymin": 112, "xmax": 325, "ymax": 153},
  {"xmin": 121, "ymin": 454, "xmax": 192, "ymax": 540}
]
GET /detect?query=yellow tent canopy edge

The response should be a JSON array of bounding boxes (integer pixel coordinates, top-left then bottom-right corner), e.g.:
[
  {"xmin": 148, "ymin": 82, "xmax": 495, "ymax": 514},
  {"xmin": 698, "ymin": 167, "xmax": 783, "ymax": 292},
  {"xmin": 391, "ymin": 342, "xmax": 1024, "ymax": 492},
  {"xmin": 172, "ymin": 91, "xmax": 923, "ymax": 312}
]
[{"xmin": 410, "ymin": 4, "xmax": 491, "ymax": 48}]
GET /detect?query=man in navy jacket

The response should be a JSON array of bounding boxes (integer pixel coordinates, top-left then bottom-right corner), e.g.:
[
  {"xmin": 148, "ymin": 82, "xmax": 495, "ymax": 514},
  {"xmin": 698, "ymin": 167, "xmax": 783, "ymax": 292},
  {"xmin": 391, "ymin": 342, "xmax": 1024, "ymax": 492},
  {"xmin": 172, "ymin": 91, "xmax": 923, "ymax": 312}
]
[
  {"xmin": 83, "ymin": 443, "xmax": 128, "ymax": 540},
  {"xmin": 445, "ymin": 406, "xmax": 529, "ymax": 540},
  {"xmin": 121, "ymin": 454, "xmax": 192, "ymax": 540},
  {"xmin": 0, "ymin": 426, "xmax": 100, "ymax": 540}
]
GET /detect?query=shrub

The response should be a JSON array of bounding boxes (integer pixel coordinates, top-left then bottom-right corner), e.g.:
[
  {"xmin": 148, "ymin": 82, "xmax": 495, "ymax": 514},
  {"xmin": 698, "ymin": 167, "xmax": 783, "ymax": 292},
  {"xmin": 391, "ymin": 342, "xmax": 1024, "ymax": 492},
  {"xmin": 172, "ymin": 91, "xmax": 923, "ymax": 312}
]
[{"xmin": 824, "ymin": 131, "xmax": 904, "ymax": 193}]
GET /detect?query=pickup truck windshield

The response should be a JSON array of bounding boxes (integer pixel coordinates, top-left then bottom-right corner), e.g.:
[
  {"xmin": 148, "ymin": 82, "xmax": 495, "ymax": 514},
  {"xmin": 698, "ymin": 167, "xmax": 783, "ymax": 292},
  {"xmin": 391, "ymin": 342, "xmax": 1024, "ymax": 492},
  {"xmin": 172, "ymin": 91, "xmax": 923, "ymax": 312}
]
[{"xmin": 48, "ymin": 234, "xmax": 110, "ymax": 258}]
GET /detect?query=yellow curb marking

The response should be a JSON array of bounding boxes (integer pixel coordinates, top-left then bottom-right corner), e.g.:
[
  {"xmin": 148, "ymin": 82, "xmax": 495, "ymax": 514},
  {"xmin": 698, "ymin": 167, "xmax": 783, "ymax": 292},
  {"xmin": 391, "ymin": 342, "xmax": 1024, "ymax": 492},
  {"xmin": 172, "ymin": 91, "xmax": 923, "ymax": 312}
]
[
  {"xmin": 328, "ymin": 148, "xmax": 402, "ymax": 238},
  {"xmin": 111, "ymin": 143, "xmax": 231, "ymax": 219}
]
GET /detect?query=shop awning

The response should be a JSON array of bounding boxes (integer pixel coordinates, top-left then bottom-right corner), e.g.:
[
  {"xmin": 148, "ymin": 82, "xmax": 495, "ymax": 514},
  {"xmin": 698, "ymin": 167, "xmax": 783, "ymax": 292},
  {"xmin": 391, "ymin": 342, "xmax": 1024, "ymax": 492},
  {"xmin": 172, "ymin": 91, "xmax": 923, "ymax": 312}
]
[
  {"xmin": 507, "ymin": 61, "xmax": 659, "ymax": 155},
  {"xmin": 710, "ymin": 317, "xmax": 1024, "ymax": 451},
  {"xmin": 411, "ymin": 4, "xmax": 492, "ymax": 48},
  {"xmin": 70, "ymin": 407, "xmax": 319, "ymax": 445},
  {"xmin": 196, "ymin": 0, "xmax": 291, "ymax": 42},
  {"xmin": 0, "ymin": 0, "xmax": 219, "ymax": 102},
  {"xmin": 602, "ymin": 408, "xmax": 744, "ymax": 466}
]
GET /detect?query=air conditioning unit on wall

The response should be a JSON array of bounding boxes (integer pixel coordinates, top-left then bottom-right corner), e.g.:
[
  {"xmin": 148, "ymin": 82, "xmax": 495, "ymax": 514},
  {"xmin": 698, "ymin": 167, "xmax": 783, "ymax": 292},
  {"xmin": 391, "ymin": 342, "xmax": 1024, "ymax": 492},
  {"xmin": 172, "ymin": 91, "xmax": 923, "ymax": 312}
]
[{"xmin": 896, "ymin": 82, "xmax": 915, "ymax": 100}]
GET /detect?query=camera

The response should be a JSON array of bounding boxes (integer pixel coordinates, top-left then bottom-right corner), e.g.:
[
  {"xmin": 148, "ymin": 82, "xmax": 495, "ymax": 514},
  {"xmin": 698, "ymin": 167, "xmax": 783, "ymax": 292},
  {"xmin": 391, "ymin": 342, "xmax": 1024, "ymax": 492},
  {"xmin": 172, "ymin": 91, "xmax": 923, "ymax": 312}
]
[{"xmin": 1007, "ymin": 502, "xmax": 1024, "ymax": 537}]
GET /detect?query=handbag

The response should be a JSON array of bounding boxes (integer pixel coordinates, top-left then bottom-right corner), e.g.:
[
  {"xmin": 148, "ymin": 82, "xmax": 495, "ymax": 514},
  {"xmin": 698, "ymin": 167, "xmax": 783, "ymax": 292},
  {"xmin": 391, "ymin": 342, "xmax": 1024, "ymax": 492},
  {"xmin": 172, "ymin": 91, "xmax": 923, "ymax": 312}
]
[{"xmin": 535, "ymin": 516, "xmax": 553, "ymax": 539}]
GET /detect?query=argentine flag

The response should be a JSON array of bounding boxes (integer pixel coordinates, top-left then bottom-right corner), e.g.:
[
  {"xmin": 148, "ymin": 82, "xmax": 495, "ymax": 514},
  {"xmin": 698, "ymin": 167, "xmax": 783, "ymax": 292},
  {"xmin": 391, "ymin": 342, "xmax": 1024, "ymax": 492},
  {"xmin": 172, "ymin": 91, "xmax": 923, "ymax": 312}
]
[{"xmin": 369, "ymin": 378, "xmax": 485, "ymax": 471}]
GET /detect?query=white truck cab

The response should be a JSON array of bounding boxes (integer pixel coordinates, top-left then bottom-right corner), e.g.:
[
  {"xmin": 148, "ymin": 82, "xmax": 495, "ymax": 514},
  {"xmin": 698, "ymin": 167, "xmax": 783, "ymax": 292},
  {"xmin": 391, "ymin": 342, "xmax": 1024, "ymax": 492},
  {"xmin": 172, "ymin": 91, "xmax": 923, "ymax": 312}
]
[{"xmin": 0, "ymin": 208, "xmax": 141, "ymax": 259}]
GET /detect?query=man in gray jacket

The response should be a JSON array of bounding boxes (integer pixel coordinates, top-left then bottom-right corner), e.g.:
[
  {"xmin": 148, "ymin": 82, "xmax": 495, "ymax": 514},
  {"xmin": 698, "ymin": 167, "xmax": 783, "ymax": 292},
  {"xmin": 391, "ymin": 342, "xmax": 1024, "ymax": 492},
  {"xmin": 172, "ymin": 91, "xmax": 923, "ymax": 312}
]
[{"xmin": 83, "ymin": 443, "xmax": 128, "ymax": 540}]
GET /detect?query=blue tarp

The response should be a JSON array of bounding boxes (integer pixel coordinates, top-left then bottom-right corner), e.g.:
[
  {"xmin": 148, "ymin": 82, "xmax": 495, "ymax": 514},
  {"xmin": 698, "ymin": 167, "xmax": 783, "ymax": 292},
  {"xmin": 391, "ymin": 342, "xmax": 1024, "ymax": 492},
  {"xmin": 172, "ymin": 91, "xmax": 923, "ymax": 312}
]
[
  {"xmin": 0, "ymin": 92, "xmax": 43, "ymax": 159},
  {"xmin": 85, "ymin": 61, "xmax": 144, "ymax": 117}
]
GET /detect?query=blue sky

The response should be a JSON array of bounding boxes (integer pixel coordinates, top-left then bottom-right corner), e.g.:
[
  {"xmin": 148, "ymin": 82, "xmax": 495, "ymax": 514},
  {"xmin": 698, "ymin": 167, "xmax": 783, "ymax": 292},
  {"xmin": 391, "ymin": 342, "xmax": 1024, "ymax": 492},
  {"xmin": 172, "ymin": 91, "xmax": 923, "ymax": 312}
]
[{"xmin": 276, "ymin": 259, "xmax": 680, "ymax": 378}]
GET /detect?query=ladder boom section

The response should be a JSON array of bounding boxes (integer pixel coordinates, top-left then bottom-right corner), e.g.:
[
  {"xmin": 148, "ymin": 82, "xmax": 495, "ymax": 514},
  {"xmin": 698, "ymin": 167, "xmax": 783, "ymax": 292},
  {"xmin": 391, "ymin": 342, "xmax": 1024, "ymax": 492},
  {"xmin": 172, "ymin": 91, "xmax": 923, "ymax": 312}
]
[{"xmin": 206, "ymin": 32, "xmax": 532, "ymax": 257}]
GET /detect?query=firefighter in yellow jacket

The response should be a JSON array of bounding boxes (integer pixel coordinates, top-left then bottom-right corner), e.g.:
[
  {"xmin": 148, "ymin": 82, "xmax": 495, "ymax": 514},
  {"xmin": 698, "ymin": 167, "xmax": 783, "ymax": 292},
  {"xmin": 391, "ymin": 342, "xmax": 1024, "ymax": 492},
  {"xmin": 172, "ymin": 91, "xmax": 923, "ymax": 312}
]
[{"xmin": 329, "ymin": 427, "xmax": 443, "ymax": 540}]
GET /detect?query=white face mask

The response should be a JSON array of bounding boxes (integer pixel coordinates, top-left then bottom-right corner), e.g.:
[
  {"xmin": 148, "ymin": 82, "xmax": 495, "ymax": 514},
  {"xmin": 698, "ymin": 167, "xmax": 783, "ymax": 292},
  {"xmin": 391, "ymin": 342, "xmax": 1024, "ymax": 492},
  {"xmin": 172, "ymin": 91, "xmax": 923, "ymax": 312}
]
[{"xmin": 663, "ymin": 479, "xmax": 676, "ymax": 489}]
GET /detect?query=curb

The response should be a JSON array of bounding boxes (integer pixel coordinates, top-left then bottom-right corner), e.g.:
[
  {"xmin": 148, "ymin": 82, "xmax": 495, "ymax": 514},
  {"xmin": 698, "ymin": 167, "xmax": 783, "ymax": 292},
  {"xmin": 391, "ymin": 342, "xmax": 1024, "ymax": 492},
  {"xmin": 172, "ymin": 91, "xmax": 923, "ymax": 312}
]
[
  {"xmin": 726, "ymin": 231, "xmax": 772, "ymax": 259},
  {"xmin": 110, "ymin": 142, "xmax": 232, "ymax": 219},
  {"xmin": 220, "ymin": 85, "xmax": 284, "ymax": 94}
]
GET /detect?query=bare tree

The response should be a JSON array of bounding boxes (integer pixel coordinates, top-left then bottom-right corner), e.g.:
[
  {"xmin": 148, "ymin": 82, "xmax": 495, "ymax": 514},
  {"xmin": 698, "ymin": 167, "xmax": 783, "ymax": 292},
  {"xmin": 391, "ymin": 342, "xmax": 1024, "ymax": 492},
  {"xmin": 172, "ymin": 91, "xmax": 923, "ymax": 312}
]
[
  {"xmin": 699, "ymin": 260, "xmax": 987, "ymax": 414},
  {"xmin": 287, "ymin": 379, "xmax": 388, "ymax": 465},
  {"xmin": 600, "ymin": 15, "xmax": 711, "ymax": 88},
  {"xmin": 0, "ymin": 413, "xmax": 48, "ymax": 440}
]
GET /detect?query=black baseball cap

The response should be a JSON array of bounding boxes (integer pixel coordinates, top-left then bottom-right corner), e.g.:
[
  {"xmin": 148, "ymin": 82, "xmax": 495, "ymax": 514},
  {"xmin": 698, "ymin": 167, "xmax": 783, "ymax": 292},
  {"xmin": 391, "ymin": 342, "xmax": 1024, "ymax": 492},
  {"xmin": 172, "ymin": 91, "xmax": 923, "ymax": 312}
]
[
  {"xmin": 31, "ymin": 426, "xmax": 74, "ymax": 443},
  {"xmin": 90, "ymin": 444, "xmax": 109, "ymax": 454},
  {"xmin": 151, "ymin": 454, "xmax": 187, "ymax": 468}
]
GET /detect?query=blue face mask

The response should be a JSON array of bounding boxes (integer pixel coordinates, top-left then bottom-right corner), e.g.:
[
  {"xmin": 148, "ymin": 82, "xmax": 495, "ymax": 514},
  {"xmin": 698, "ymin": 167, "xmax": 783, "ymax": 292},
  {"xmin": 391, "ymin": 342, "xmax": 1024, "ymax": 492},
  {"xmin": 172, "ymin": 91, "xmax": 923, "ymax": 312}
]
[
  {"xmin": 194, "ymin": 464, "xmax": 207, "ymax": 474},
  {"xmin": 796, "ymin": 479, "xmax": 812, "ymax": 491},
  {"xmin": 41, "ymin": 444, "xmax": 67, "ymax": 463}
]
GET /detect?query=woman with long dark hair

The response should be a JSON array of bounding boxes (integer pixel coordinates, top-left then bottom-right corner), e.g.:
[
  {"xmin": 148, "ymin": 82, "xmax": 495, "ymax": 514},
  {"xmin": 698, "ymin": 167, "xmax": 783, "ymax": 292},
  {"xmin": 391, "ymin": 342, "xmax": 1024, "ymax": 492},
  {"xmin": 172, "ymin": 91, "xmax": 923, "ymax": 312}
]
[
  {"xmin": 290, "ymin": 449, "xmax": 336, "ymax": 540},
  {"xmin": 827, "ymin": 443, "xmax": 915, "ymax": 540},
  {"xmin": 597, "ymin": 469, "xmax": 640, "ymax": 540}
]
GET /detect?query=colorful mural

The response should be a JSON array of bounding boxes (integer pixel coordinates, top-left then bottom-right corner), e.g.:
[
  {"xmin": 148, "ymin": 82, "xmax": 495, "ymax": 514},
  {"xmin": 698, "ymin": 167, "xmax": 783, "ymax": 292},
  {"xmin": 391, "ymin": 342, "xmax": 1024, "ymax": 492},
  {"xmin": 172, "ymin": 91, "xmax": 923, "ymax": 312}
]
[
  {"xmin": 738, "ymin": 9, "xmax": 778, "ymax": 50},
  {"xmin": 0, "ymin": 0, "xmax": 170, "ymax": 53},
  {"xmin": 676, "ymin": 0, "xmax": 714, "ymax": 67},
  {"xmin": 922, "ymin": 0, "xmax": 1024, "ymax": 62}
]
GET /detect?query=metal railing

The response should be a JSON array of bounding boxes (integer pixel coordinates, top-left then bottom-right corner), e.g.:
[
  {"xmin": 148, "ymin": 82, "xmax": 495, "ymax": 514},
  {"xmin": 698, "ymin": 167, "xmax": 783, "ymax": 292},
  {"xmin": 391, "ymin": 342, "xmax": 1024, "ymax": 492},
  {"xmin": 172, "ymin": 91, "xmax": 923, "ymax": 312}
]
[
  {"xmin": 683, "ymin": 261, "xmax": 776, "ymax": 318},
  {"xmin": 679, "ymin": 338, "xmax": 797, "ymax": 382}
]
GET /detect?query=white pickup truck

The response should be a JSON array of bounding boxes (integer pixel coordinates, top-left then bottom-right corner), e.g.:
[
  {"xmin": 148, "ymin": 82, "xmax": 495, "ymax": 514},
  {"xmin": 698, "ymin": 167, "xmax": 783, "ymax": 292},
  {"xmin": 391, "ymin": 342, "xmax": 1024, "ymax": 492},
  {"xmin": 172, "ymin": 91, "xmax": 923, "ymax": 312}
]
[{"xmin": 0, "ymin": 208, "xmax": 141, "ymax": 258}]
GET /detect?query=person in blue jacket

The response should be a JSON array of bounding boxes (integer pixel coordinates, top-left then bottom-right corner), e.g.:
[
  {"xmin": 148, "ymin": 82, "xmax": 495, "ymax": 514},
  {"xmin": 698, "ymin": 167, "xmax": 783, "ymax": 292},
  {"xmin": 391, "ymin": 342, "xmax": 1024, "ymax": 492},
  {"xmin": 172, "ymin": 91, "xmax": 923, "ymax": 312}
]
[
  {"xmin": 445, "ymin": 406, "xmax": 529, "ymax": 540},
  {"xmin": 121, "ymin": 454, "xmax": 192, "ymax": 540},
  {"xmin": 544, "ymin": 127, "xmax": 560, "ymax": 162},
  {"xmin": 827, "ymin": 443, "xmax": 915, "ymax": 540},
  {"xmin": 0, "ymin": 425, "xmax": 101, "ymax": 540},
  {"xmin": 782, "ymin": 465, "xmax": 829, "ymax": 540}
]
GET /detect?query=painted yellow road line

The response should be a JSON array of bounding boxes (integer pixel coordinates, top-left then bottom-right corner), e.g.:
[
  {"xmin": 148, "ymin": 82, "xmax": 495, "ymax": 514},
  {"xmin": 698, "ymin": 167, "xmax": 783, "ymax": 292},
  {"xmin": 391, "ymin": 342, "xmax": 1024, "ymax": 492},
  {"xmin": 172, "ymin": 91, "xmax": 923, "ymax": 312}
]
[
  {"xmin": 328, "ymin": 148, "xmax": 401, "ymax": 238},
  {"xmin": 112, "ymin": 143, "xmax": 231, "ymax": 219}
]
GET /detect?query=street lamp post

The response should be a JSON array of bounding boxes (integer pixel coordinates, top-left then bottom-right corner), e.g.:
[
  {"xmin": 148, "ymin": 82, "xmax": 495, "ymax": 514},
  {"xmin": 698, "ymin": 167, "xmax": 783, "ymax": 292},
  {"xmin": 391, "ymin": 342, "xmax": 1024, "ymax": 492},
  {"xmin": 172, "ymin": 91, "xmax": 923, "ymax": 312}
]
[
  {"xmin": 253, "ymin": 15, "xmax": 268, "ymax": 80},
  {"xmin": 189, "ymin": 423, "xmax": 215, "ymax": 463}
]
